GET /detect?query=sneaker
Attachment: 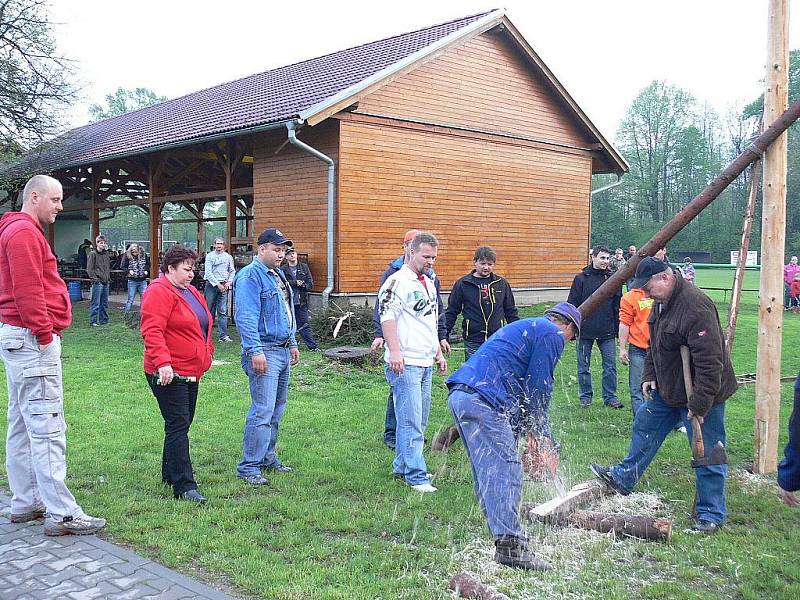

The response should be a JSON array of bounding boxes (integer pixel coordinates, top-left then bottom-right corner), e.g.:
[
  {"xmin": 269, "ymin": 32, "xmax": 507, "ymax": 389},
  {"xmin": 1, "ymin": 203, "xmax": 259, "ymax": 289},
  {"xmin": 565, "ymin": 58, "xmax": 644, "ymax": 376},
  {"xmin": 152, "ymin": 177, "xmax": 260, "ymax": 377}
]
[
  {"xmin": 384, "ymin": 438, "xmax": 396, "ymax": 450},
  {"xmin": 238, "ymin": 474, "xmax": 270, "ymax": 486},
  {"xmin": 675, "ymin": 425, "xmax": 687, "ymax": 434},
  {"xmin": 91, "ymin": 323, "xmax": 99, "ymax": 327},
  {"xmin": 44, "ymin": 514, "xmax": 106, "ymax": 537},
  {"xmin": 589, "ymin": 463, "xmax": 630, "ymax": 496},
  {"xmin": 10, "ymin": 504, "xmax": 46, "ymax": 523},
  {"xmin": 580, "ymin": 400, "xmax": 592, "ymax": 409},
  {"xmin": 410, "ymin": 483, "xmax": 437, "ymax": 493},
  {"xmin": 605, "ymin": 399, "xmax": 625, "ymax": 409},
  {"xmin": 494, "ymin": 537, "xmax": 552, "ymax": 571},
  {"xmin": 219, "ymin": 336, "xmax": 233, "ymax": 342},
  {"xmin": 688, "ymin": 519, "xmax": 721, "ymax": 534}
]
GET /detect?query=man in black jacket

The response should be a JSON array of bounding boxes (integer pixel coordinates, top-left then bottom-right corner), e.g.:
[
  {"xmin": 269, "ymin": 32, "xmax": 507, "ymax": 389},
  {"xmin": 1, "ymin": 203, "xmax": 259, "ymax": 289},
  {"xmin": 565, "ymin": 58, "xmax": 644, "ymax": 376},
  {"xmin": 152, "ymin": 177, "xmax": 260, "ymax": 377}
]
[
  {"xmin": 445, "ymin": 246, "xmax": 518, "ymax": 359},
  {"xmin": 281, "ymin": 248, "xmax": 319, "ymax": 350},
  {"xmin": 590, "ymin": 257, "xmax": 737, "ymax": 533},
  {"xmin": 567, "ymin": 246, "xmax": 623, "ymax": 409}
]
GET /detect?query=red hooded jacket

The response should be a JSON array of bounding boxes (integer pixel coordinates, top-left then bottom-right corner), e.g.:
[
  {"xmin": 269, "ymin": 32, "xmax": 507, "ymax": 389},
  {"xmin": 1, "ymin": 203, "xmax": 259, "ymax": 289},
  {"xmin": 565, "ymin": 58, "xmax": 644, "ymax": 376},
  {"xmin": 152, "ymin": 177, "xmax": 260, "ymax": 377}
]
[
  {"xmin": 140, "ymin": 275, "xmax": 214, "ymax": 379},
  {"xmin": 0, "ymin": 212, "xmax": 71, "ymax": 345}
]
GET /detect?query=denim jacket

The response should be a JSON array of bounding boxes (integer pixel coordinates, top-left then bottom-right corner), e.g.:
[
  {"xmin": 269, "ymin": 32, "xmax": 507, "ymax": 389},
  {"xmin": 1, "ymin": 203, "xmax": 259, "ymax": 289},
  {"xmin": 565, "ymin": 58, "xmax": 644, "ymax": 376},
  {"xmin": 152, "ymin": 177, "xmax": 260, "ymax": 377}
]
[{"xmin": 234, "ymin": 258, "xmax": 297, "ymax": 355}]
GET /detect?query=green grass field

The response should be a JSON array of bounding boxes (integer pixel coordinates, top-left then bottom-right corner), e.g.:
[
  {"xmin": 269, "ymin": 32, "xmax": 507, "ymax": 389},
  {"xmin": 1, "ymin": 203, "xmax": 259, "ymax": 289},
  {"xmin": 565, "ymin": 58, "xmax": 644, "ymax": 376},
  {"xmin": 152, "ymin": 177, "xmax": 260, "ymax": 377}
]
[{"xmin": 1, "ymin": 278, "xmax": 799, "ymax": 599}]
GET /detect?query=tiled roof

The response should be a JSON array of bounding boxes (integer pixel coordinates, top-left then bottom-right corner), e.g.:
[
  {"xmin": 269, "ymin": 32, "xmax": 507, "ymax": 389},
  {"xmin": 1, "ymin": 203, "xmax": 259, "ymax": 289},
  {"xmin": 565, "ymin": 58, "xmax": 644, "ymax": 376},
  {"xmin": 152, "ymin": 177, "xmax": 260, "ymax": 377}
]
[{"xmin": 2, "ymin": 10, "xmax": 494, "ymax": 178}]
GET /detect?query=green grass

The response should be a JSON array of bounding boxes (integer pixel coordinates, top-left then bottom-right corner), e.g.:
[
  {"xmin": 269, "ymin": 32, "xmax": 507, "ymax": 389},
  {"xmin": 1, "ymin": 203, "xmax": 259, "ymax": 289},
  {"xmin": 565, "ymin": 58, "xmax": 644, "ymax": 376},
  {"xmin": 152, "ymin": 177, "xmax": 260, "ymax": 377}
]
[{"xmin": 1, "ymin": 292, "xmax": 799, "ymax": 599}]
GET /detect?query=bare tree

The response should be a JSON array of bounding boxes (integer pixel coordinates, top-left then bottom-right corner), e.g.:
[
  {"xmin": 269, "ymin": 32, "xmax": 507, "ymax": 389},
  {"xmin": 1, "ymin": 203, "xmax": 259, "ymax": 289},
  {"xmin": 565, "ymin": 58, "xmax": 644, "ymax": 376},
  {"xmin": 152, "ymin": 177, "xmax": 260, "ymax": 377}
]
[{"xmin": 0, "ymin": 0, "xmax": 74, "ymax": 153}]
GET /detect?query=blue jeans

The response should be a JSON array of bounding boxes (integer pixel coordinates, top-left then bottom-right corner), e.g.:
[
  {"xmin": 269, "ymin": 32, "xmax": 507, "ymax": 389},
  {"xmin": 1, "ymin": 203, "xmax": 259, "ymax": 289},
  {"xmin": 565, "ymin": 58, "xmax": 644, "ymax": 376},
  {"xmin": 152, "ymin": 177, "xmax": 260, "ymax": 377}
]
[
  {"xmin": 124, "ymin": 280, "xmax": 147, "ymax": 312},
  {"xmin": 89, "ymin": 282, "xmax": 109, "ymax": 325},
  {"xmin": 383, "ymin": 390, "xmax": 396, "ymax": 445},
  {"xmin": 449, "ymin": 388, "xmax": 526, "ymax": 541},
  {"xmin": 628, "ymin": 344, "xmax": 647, "ymax": 415},
  {"xmin": 385, "ymin": 364, "xmax": 432, "ymax": 485},
  {"xmin": 237, "ymin": 347, "xmax": 291, "ymax": 477},
  {"xmin": 577, "ymin": 336, "xmax": 618, "ymax": 406},
  {"xmin": 608, "ymin": 390, "xmax": 727, "ymax": 524},
  {"xmin": 204, "ymin": 285, "xmax": 229, "ymax": 339},
  {"xmin": 294, "ymin": 303, "xmax": 318, "ymax": 350}
]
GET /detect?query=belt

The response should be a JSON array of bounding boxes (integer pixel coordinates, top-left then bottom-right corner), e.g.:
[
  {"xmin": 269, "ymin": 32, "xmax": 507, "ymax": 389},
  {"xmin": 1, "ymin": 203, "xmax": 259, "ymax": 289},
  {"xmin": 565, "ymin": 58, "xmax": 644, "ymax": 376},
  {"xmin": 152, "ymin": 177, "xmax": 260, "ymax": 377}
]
[{"xmin": 274, "ymin": 339, "xmax": 292, "ymax": 348}]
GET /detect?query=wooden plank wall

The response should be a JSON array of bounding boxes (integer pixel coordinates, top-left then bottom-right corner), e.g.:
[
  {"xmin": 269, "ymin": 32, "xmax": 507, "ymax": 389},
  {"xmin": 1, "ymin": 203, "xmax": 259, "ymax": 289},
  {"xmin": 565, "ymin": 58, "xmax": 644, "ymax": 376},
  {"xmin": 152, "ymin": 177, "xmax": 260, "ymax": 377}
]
[
  {"xmin": 356, "ymin": 30, "xmax": 590, "ymax": 148},
  {"xmin": 339, "ymin": 120, "xmax": 591, "ymax": 292},
  {"xmin": 252, "ymin": 122, "xmax": 338, "ymax": 292}
]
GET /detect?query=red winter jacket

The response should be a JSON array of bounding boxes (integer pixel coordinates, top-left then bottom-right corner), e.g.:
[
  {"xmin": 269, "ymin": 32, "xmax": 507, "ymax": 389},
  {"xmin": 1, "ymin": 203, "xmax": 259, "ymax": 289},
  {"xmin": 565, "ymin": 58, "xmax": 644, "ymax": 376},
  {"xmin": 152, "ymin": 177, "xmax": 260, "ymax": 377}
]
[
  {"xmin": 0, "ymin": 212, "xmax": 71, "ymax": 345},
  {"xmin": 791, "ymin": 280, "xmax": 800, "ymax": 300},
  {"xmin": 140, "ymin": 275, "xmax": 214, "ymax": 379}
]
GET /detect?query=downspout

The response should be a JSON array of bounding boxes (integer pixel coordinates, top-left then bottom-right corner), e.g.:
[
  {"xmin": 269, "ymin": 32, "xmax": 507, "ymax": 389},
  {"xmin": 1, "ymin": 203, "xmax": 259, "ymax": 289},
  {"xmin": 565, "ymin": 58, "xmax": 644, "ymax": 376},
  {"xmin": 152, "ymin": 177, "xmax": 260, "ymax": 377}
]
[
  {"xmin": 590, "ymin": 173, "xmax": 623, "ymax": 196},
  {"xmin": 286, "ymin": 119, "xmax": 335, "ymax": 309}
]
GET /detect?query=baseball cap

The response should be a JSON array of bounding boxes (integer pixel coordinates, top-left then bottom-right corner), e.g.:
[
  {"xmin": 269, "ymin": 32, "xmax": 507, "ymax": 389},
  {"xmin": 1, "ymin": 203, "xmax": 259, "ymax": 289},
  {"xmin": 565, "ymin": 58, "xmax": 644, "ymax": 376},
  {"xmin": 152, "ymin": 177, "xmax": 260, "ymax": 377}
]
[
  {"xmin": 544, "ymin": 302, "xmax": 581, "ymax": 336},
  {"xmin": 629, "ymin": 256, "xmax": 671, "ymax": 289},
  {"xmin": 403, "ymin": 229, "xmax": 421, "ymax": 243},
  {"xmin": 257, "ymin": 227, "xmax": 293, "ymax": 247}
]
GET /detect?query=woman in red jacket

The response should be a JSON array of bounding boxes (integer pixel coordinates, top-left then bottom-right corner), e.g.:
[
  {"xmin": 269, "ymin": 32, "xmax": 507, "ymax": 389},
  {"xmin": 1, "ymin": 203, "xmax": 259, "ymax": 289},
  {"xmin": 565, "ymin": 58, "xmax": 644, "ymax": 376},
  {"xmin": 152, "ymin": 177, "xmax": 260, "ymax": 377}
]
[{"xmin": 141, "ymin": 245, "xmax": 214, "ymax": 503}]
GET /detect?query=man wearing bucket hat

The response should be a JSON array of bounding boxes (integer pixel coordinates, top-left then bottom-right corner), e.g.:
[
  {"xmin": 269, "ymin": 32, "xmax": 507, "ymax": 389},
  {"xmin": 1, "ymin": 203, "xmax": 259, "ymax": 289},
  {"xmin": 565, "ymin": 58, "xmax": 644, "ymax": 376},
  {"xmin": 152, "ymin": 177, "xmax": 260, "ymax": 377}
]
[
  {"xmin": 446, "ymin": 302, "xmax": 580, "ymax": 570},
  {"xmin": 590, "ymin": 257, "xmax": 736, "ymax": 534}
]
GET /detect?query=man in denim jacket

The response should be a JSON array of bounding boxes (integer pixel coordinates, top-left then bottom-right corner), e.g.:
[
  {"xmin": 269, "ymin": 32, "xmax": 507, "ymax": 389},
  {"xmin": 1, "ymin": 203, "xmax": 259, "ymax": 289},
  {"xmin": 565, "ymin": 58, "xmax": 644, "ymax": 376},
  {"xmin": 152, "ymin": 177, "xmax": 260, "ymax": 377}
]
[{"xmin": 234, "ymin": 228, "xmax": 299, "ymax": 486}]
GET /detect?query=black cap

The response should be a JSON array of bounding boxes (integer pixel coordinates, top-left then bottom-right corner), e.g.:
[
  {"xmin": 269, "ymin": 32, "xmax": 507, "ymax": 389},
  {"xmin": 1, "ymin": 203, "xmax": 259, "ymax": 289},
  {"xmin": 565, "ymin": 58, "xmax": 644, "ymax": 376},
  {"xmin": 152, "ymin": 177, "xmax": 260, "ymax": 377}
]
[
  {"xmin": 630, "ymin": 257, "xmax": 671, "ymax": 289},
  {"xmin": 257, "ymin": 228, "xmax": 293, "ymax": 247}
]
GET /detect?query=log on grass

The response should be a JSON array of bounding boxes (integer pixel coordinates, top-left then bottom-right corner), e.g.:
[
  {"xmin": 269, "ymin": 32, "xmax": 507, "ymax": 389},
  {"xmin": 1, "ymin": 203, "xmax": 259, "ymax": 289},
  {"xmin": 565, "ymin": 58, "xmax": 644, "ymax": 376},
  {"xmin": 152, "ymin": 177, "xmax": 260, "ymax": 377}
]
[
  {"xmin": 449, "ymin": 572, "xmax": 511, "ymax": 600},
  {"xmin": 522, "ymin": 479, "xmax": 608, "ymax": 523},
  {"xmin": 321, "ymin": 346, "xmax": 373, "ymax": 365},
  {"xmin": 569, "ymin": 511, "xmax": 673, "ymax": 542}
]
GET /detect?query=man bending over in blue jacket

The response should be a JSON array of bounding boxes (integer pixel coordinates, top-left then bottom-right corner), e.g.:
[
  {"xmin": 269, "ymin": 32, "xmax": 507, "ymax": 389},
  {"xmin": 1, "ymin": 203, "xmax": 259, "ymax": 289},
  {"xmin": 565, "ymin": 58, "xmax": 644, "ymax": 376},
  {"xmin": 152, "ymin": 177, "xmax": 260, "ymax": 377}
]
[{"xmin": 447, "ymin": 302, "xmax": 581, "ymax": 571}]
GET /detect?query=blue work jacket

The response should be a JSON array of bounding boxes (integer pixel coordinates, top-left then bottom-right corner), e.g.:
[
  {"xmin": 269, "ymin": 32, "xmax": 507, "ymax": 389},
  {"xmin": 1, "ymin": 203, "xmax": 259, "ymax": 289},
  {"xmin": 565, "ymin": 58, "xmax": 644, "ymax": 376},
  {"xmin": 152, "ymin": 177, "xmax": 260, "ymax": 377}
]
[
  {"xmin": 447, "ymin": 317, "xmax": 566, "ymax": 419},
  {"xmin": 234, "ymin": 258, "xmax": 297, "ymax": 355}
]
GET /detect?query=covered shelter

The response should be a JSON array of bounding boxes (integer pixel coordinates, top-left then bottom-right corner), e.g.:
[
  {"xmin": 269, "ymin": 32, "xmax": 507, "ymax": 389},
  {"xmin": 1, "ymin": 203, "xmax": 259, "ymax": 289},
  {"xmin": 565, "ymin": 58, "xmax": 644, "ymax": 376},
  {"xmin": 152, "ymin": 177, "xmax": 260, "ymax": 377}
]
[{"xmin": 0, "ymin": 9, "xmax": 628, "ymax": 305}]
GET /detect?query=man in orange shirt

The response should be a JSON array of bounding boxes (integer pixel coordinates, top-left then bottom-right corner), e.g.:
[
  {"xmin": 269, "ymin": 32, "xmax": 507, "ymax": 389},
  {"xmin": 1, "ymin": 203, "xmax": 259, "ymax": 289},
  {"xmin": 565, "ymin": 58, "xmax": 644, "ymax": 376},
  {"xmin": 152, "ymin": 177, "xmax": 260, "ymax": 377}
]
[{"xmin": 618, "ymin": 287, "xmax": 653, "ymax": 415}]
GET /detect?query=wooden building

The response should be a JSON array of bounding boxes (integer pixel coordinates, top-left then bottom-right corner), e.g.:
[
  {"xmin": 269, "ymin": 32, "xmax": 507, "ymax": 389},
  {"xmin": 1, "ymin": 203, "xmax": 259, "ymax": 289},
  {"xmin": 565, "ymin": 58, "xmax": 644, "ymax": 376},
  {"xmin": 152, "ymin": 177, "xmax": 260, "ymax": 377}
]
[{"xmin": 0, "ymin": 9, "xmax": 627, "ymax": 304}]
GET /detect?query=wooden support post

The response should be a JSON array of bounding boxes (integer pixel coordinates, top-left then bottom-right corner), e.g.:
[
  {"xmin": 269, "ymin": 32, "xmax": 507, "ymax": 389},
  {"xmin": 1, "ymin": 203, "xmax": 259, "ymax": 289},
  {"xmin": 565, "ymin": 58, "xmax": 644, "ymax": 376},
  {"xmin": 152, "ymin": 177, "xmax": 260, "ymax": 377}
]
[
  {"xmin": 90, "ymin": 170, "xmax": 100, "ymax": 241},
  {"xmin": 755, "ymin": 0, "xmax": 789, "ymax": 474},
  {"xmin": 725, "ymin": 161, "xmax": 760, "ymax": 355},
  {"xmin": 148, "ymin": 160, "xmax": 162, "ymax": 279},
  {"xmin": 197, "ymin": 201, "xmax": 205, "ymax": 252},
  {"xmin": 46, "ymin": 222, "xmax": 55, "ymax": 251}
]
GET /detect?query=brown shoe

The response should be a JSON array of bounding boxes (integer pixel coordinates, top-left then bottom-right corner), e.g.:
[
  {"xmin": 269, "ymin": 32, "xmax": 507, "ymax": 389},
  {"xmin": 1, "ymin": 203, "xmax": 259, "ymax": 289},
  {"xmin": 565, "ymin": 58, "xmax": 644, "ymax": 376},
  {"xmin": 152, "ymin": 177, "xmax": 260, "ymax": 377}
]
[{"xmin": 494, "ymin": 537, "xmax": 552, "ymax": 571}]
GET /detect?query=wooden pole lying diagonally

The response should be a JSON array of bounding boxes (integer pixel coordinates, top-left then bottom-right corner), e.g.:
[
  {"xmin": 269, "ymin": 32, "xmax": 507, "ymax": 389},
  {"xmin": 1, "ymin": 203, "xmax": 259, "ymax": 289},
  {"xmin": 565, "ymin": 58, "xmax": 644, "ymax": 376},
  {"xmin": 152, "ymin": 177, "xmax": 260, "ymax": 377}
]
[{"xmin": 578, "ymin": 96, "xmax": 800, "ymax": 319}]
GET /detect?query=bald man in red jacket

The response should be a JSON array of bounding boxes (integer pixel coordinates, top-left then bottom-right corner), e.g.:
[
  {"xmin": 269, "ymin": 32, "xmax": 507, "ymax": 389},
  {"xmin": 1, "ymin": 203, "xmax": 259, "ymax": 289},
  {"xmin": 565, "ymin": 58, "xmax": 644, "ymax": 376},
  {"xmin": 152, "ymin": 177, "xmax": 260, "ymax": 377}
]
[{"xmin": 0, "ymin": 175, "xmax": 106, "ymax": 536}]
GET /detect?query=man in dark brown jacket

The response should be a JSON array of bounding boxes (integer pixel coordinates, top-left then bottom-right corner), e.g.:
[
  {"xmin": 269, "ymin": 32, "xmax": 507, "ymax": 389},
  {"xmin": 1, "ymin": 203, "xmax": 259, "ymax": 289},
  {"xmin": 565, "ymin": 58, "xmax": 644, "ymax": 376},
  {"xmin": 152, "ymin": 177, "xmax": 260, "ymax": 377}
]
[{"xmin": 590, "ymin": 257, "xmax": 737, "ymax": 534}]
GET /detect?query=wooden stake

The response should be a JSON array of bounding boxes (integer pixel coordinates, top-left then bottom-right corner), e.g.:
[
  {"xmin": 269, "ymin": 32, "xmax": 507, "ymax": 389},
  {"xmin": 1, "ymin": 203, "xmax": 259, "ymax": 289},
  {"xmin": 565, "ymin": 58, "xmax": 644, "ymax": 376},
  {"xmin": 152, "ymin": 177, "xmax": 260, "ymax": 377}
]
[
  {"xmin": 755, "ymin": 0, "xmax": 789, "ymax": 474},
  {"xmin": 725, "ymin": 160, "xmax": 760, "ymax": 355},
  {"xmin": 521, "ymin": 479, "xmax": 608, "ymax": 523}
]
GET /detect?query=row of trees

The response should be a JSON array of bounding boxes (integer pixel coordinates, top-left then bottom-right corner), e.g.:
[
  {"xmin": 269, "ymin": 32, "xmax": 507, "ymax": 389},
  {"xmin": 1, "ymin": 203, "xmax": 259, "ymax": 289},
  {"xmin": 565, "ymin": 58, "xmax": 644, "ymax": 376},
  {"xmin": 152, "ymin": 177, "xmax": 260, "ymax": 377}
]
[{"xmin": 592, "ymin": 50, "xmax": 800, "ymax": 262}]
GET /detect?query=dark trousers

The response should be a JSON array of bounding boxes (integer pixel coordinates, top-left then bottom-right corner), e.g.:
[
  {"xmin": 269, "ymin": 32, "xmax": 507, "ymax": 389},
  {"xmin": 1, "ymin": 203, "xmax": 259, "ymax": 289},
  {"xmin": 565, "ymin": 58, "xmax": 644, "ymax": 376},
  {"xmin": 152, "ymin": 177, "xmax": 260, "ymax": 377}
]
[
  {"xmin": 147, "ymin": 375, "xmax": 199, "ymax": 496},
  {"xmin": 294, "ymin": 303, "xmax": 318, "ymax": 350}
]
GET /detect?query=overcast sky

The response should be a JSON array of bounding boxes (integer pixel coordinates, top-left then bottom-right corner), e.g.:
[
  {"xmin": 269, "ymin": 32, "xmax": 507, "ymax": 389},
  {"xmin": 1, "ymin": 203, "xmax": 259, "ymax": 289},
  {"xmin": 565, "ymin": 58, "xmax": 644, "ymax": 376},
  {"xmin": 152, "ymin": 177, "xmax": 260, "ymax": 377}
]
[{"xmin": 51, "ymin": 0, "xmax": 799, "ymax": 139}]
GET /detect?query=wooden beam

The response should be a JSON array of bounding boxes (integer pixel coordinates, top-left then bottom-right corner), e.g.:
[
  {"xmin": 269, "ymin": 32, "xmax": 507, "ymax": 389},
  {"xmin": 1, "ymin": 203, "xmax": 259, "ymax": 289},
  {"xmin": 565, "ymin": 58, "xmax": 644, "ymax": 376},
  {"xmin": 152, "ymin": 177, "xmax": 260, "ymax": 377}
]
[
  {"xmin": 196, "ymin": 201, "xmax": 205, "ymax": 252},
  {"xmin": 755, "ymin": 0, "xmax": 789, "ymax": 474},
  {"xmin": 157, "ymin": 187, "xmax": 253, "ymax": 205},
  {"xmin": 148, "ymin": 158, "xmax": 162, "ymax": 275},
  {"xmin": 161, "ymin": 215, "xmax": 252, "ymax": 225},
  {"xmin": 90, "ymin": 170, "xmax": 100, "ymax": 241}
]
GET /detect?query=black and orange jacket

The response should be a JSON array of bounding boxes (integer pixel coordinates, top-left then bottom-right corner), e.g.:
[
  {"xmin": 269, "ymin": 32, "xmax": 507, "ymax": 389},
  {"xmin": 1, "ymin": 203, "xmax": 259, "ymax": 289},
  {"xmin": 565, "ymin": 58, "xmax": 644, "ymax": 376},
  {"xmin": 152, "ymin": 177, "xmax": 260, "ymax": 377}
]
[{"xmin": 445, "ymin": 272, "xmax": 518, "ymax": 345}]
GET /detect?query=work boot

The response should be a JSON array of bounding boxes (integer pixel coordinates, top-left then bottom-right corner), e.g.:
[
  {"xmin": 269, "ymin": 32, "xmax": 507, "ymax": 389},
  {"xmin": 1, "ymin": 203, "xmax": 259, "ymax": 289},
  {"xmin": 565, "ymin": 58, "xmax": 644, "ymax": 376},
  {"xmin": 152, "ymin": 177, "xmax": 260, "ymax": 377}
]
[
  {"xmin": 44, "ymin": 514, "xmax": 106, "ymax": 536},
  {"xmin": 494, "ymin": 537, "xmax": 552, "ymax": 571},
  {"xmin": 589, "ymin": 463, "xmax": 630, "ymax": 496}
]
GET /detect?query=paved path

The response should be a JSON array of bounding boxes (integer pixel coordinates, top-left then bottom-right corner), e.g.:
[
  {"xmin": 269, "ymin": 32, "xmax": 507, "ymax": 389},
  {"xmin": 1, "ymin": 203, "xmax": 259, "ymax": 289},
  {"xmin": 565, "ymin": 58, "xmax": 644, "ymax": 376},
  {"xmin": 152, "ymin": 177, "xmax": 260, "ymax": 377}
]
[{"xmin": 0, "ymin": 493, "xmax": 238, "ymax": 600}]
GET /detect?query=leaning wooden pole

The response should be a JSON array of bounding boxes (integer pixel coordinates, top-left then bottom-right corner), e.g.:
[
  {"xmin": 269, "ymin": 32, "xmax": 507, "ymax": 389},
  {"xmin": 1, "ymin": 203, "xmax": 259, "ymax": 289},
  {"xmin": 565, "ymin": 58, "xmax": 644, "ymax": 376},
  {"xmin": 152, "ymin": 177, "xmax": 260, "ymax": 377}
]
[
  {"xmin": 578, "ymin": 95, "xmax": 800, "ymax": 318},
  {"xmin": 725, "ymin": 160, "xmax": 761, "ymax": 355},
  {"xmin": 755, "ymin": 0, "xmax": 789, "ymax": 475}
]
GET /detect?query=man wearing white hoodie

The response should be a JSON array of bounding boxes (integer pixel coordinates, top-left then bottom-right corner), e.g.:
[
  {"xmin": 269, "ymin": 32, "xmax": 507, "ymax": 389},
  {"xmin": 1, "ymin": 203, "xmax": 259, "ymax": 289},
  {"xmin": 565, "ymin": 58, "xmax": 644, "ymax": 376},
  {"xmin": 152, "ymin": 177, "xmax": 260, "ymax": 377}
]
[{"xmin": 377, "ymin": 231, "xmax": 447, "ymax": 492}]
